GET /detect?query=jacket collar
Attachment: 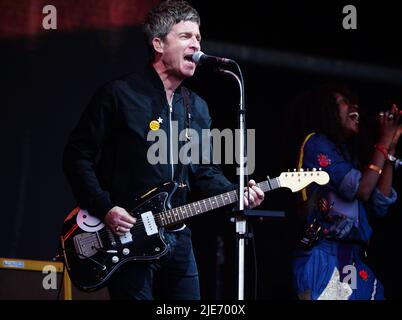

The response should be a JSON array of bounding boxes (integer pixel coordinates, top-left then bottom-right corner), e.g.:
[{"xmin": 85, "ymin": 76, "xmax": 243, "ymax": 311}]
[{"xmin": 142, "ymin": 64, "xmax": 184, "ymax": 100}]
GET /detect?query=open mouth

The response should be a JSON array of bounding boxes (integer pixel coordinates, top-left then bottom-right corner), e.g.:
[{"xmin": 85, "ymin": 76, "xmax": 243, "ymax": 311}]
[
  {"xmin": 348, "ymin": 111, "xmax": 359, "ymax": 123},
  {"xmin": 184, "ymin": 54, "xmax": 194, "ymax": 63}
]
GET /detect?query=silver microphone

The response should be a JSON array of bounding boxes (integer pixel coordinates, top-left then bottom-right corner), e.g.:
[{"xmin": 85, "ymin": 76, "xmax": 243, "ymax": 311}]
[
  {"xmin": 388, "ymin": 154, "xmax": 402, "ymax": 170},
  {"xmin": 192, "ymin": 51, "xmax": 234, "ymax": 66}
]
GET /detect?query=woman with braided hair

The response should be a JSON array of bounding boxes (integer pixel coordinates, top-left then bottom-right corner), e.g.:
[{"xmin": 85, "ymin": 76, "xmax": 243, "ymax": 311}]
[{"xmin": 286, "ymin": 85, "xmax": 401, "ymax": 300}]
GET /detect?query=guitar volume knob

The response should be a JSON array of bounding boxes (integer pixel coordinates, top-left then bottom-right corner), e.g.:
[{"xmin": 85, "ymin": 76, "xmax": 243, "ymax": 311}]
[
  {"xmin": 112, "ymin": 256, "xmax": 119, "ymax": 264},
  {"xmin": 122, "ymin": 248, "xmax": 130, "ymax": 255}
]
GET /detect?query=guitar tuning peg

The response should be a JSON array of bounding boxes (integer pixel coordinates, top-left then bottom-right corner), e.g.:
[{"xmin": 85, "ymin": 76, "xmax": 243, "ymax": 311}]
[
  {"xmin": 306, "ymin": 168, "xmax": 310, "ymax": 171},
  {"xmin": 299, "ymin": 168, "xmax": 304, "ymax": 172},
  {"xmin": 318, "ymin": 168, "xmax": 322, "ymax": 171},
  {"xmin": 293, "ymin": 168, "xmax": 297, "ymax": 172},
  {"xmin": 312, "ymin": 168, "xmax": 317, "ymax": 171},
  {"xmin": 287, "ymin": 169, "xmax": 290, "ymax": 172}
]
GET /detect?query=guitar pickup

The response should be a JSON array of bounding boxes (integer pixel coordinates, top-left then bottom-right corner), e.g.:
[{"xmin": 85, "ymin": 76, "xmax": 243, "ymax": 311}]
[{"xmin": 141, "ymin": 211, "xmax": 158, "ymax": 236}]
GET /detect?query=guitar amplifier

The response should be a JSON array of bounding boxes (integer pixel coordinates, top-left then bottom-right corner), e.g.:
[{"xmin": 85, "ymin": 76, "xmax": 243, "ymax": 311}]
[{"xmin": 0, "ymin": 257, "xmax": 109, "ymax": 300}]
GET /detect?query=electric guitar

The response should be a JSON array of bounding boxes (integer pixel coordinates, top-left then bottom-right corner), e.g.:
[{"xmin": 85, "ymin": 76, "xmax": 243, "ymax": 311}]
[{"xmin": 60, "ymin": 169, "xmax": 329, "ymax": 291}]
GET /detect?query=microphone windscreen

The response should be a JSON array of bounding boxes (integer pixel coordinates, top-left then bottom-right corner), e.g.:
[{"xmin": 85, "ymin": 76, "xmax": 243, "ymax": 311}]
[{"xmin": 192, "ymin": 51, "xmax": 204, "ymax": 64}]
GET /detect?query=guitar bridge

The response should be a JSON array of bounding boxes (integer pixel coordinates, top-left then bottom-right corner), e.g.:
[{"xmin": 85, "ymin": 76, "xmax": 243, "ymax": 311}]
[{"xmin": 73, "ymin": 232, "xmax": 103, "ymax": 259}]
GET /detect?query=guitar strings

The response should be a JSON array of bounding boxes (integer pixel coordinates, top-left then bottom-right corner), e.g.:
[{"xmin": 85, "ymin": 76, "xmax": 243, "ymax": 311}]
[
  {"xmin": 125, "ymin": 189, "xmax": 240, "ymax": 233},
  {"xmin": 94, "ymin": 181, "xmax": 271, "ymax": 238},
  {"xmin": 107, "ymin": 182, "xmax": 269, "ymax": 235}
]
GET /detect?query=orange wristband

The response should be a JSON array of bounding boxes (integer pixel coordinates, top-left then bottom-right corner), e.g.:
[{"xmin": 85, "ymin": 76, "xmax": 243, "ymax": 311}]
[{"xmin": 367, "ymin": 163, "xmax": 383, "ymax": 175}]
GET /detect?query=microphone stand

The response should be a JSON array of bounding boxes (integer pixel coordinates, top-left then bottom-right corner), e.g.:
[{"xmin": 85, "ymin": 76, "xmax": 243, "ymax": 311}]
[
  {"xmin": 218, "ymin": 65, "xmax": 285, "ymax": 300},
  {"xmin": 218, "ymin": 67, "xmax": 247, "ymax": 300}
]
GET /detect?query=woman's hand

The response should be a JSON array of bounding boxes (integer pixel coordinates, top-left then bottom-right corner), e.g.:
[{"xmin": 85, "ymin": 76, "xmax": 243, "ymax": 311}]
[{"xmin": 378, "ymin": 104, "xmax": 401, "ymax": 150}]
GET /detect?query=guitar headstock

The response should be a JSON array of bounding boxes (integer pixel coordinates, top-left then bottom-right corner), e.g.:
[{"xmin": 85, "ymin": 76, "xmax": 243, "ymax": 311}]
[{"xmin": 277, "ymin": 168, "xmax": 330, "ymax": 193}]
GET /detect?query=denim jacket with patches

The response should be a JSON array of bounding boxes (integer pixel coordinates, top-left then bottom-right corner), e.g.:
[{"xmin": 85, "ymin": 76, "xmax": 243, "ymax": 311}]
[{"xmin": 302, "ymin": 134, "xmax": 397, "ymax": 241}]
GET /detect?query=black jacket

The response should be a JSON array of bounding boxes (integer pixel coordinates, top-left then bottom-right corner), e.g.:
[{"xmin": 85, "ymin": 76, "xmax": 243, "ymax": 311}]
[{"xmin": 63, "ymin": 66, "xmax": 235, "ymax": 219}]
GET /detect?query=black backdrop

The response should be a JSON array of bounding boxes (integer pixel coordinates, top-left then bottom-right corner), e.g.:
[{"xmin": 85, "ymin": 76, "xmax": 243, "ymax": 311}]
[{"xmin": 1, "ymin": 0, "xmax": 401, "ymax": 299}]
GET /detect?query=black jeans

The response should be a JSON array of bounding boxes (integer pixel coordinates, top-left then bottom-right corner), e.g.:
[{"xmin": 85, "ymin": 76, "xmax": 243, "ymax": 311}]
[{"xmin": 108, "ymin": 227, "xmax": 200, "ymax": 300}]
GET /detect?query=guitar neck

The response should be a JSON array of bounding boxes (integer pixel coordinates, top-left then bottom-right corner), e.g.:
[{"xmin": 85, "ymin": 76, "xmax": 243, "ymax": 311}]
[{"xmin": 155, "ymin": 177, "xmax": 280, "ymax": 227}]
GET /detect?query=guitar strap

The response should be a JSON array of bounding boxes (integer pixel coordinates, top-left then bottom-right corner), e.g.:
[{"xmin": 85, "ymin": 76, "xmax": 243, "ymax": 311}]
[
  {"xmin": 297, "ymin": 132, "xmax": 316, "ymax": 201},
  {"xmin": 179, "ymin": 87, "xmax": 192, "ymax": 187},
  {"xmin": 181, "ymin": 87, "xmax": 192, "ymax": 140}
]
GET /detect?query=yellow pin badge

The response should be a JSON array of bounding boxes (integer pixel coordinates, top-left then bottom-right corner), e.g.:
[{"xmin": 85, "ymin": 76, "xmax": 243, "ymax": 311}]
[{"xmin": 149, "ymin": 117, "xmax": 163, "ymax": 131}]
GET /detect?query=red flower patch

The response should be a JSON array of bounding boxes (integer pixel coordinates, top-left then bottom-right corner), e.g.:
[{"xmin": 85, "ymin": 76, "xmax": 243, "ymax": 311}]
[
  {"xmin": 317, "ymin": 153, "xmax": 331, "ymax": 167},
  {"xmin": 318, "ymin": 197, "xmax": 330, "ymax": 214},
  {"xmin": 359, "ymin": 270, "xmax": 369, "ymax": 281}
]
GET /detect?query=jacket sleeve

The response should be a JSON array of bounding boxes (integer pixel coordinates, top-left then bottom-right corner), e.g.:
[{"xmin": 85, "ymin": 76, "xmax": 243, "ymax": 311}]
[
  {"xmin": 188, "ymin": 99, "xmax": 236, "ymax": 198},
  {"xmin": 62, "ymin": 85, "xmax": 116, "ymax": 219},
  {"xmin": 368, "ymin": 187, "xmax": 397, "ymax": 217},
  {"xmin": 303, "ymin": 134, "xmax": 360, "ymax": 201}
]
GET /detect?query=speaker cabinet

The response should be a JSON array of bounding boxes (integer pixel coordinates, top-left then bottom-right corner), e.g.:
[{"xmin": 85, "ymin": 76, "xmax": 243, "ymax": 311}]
[{"xmin": 0, "ymin": 257, "xmax": 109, "ymax": 300}]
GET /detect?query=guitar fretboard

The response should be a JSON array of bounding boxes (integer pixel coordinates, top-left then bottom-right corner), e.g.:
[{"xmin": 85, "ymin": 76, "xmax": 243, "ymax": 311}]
[{"xmin": 155, "ymin": 178, "xmax": 280, "ymax": 227}]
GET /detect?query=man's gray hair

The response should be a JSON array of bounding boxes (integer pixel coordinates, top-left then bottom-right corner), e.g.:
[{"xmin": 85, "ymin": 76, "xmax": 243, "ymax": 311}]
[{"xmin": 143, "ymin": 0, "xmax": 200, "ymax": 48}]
